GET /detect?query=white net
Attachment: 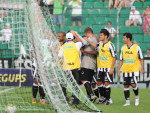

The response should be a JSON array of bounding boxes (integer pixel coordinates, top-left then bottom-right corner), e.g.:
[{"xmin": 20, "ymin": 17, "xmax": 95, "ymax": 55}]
[{"xmin": 0, "ymin": 0, "xmax": 101, "ymax": 113}]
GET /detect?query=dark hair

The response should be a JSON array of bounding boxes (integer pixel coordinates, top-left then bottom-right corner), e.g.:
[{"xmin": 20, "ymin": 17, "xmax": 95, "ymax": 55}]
[
  {"xmin": 84, "ymin": 27, "xmax": 93, "ymax": 34},
  {"xmin": 123, "ymin": 33, "xmax": 132, "ymax": 41},
  {"xmin": 107, "ymin": 21, "xmax": 112, "ymax": 25},
  {"xmin": 100, "ymin": 29, "xmax": 110, "ymax": 38},
  {"xmin": 59, "ymin": 32, "xmax": 66, "ymax": 37}
]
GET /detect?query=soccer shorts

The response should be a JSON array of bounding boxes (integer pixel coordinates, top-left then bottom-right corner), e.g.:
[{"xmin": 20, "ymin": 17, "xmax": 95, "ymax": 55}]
[
  {"xmin": 97, "ymin": 71, "xmax": 113, "ymax": 83},
  {"xmin": 80, "ymin": 68, "xmax": 95, "ymax": 83},
  {"xmin": 123, "ymin": 75, "xmax": 138, "ymax": 85}
]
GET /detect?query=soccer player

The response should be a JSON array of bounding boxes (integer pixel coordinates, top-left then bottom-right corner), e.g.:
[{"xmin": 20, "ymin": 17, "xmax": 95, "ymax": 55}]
[
  {"xmin": 31, "ymin": 52, "xmax": 46, "ymax": 104},
  {"xmin": 117, "ymin": 33, "xmax": 144, "ymax": 106},
  {"xmin": 84, "ymin": 29, "xmax": 116, "ymax": 105},
  {"xmin": 71, "ymin": 28, "xmax": 98, "ymax": 102},
  {"xmin": 58, "ymin": 32, "xmax": 83, "ymax": 104}
]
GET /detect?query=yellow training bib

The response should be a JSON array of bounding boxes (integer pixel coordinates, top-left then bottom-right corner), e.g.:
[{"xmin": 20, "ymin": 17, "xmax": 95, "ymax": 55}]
[
  {"xmin": 62, "ymin": 43, "xmax": 80, "ymax": 70},
  {"xmin": 97, "ymin": 41, "xmax": 113, "ymax": 68},
  {"xmin": 121, "ymin": 44, "xmax": 140, "ymax": 73}
]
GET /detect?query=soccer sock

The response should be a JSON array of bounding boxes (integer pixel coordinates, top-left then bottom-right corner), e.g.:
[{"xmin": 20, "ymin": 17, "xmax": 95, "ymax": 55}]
[
  {"xmin": 124, "ymin": 88, "xmax": 130, "ymax": 100},
  {"xmin": 39, "ymin": 86, "xmax": 45, "ymax": 99},
  {"xmin": 105, "ymin": 85, "xmax": 111, "ymax": 100},
  {"xmin": 32, "ymin": 86, "xmax": 38, "ymax": 99},
  {"xmin": 84, "ymin": 82, "xmax": 94, "ymax": 97},
  {"xmin": 133, "ymin": 86, "xmax": 139, "ymax": 96},
  {"xmin": 94, "ymin": 87, "xmax": 99, "ymax": 98},
  {"xmin": 98, "ymin": 85, "xmax": 104, "ymax": 98}
]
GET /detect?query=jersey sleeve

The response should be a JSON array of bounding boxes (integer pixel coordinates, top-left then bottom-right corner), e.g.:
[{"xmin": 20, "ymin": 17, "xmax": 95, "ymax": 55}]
[
  {"xmin": 120, "ymin": 47, "xmax": 123, "ymax": 60},
  {"xmin": 58, "ymin": 47, "xmax": 63, "ymax": 57},
  {"xmin": 137, "ymin": 46, "xmax": 143, "ymax": 59},
  {"xmin": 109, "ymin": 43, "xmax": 117, "ymax": 58},
  {"xmin": 76, "ymin": 42, "xmax": 83, "ymax": 51}
]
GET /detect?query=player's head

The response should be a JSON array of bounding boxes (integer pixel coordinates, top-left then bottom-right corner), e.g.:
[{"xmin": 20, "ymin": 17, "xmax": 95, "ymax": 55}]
[
  {"xmin": 66, "ymin": 32, "xmax": 74, "ymax": 41},
  {"xmin": 58, "ymin": 32, "xmax": 66, "ymax": 42},
  {"xmin": 107, "ymin": 21, "xmax": 112, "ymax": 27},
  {"xmin": 84, "ymin": 27, "xmax": 93, "ymax": 38},
  {"xmin": 123, "ymin": 33, "xmax": 132, "ymax": 44},
  {"xmin": 99, "ymin": 29, "xmax": 110, "ymax": 41}
]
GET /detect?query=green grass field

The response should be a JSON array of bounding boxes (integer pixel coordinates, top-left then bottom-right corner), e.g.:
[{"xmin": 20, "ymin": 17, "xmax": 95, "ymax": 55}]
[{"xmin": 0, "ymin": 86, "xmax": 149, "ymax": 113}]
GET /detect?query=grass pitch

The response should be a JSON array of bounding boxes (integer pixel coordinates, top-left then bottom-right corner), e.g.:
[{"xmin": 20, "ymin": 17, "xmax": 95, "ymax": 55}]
[{"xmin": 0, "ymin": 86, "xmax": 149, "ymax": 113}]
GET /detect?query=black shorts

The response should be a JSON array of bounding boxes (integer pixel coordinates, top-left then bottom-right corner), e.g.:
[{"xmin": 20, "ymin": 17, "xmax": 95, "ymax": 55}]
[
  {"xmin": 71, "ymin": 68, "xmax": 80, "ymax": 85},
  {"xmin": 71, "ymin": 16, "xmax": 82, "ymax": 21},
  {"xmin": 123, "ymin": 75, "xmax": 138, "ymax": 85},
  {"xmin": 91, "ymin": 73, "xmax": 97, "ymax": 85},
  {"xmin": 97, "ymin": 71, "xmax": 113, "ymax": 83},
  {"xmin": 80, "ymin": 68, "xmax": 95, "ymax": 83}
]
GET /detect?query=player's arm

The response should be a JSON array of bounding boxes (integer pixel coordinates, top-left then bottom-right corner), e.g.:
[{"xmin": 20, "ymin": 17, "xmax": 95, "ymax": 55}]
[
  {"xmin": 117, "ymin": 47, "xmax": 123, "ymax": 76},
  {"xmin": 137, "ymin": 46, "xmax": 144, "ymax": 74},
  {"xmin": 117, "ymin": 61, "xmax": 123, "ymax": 77},
  {"xmin": 109, "ymin": 43, "xmax": 117, "ymax": 75},
  {"xmin": 80, "ymin": 48, "xmax": 98, "ymax": 55},
  {"xmin": 140, "ymin": 59, "xmax": 144, "ymax": 74},
  {"xmin": 71, "ymin": 31, "xmax": 82, "ymax": 42},
  {"xmin": 82, "ymin": 37, "xmax": 97, "ymax": 48}
]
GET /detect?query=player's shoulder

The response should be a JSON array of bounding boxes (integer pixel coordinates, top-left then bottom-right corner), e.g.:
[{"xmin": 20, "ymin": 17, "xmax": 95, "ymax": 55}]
[
  {"xmin": 108, "ymin": 41, "xmax": 115, "ymax": 46},
  {"xmin": 121, "ymin": 44, "xmax": 126, "ymax": 49},
  {"xmin": 133, "ymin": 43, "xmax": 139, "ymax": 47}
]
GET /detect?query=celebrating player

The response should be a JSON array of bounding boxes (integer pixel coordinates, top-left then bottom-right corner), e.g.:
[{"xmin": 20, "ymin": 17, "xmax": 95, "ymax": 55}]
[
  {"xmin": 84, "ymin": 29, "xmax": 116, "ymax": 105},
  {"xmin": 58, "ymin": 32, "xmax": 83, "ymax": 104}
]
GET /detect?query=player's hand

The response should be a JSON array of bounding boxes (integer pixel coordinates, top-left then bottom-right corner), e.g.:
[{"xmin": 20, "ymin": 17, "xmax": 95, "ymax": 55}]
[
  {"xmin": 80, "ymin": 48, "xmax": 85, "ymax": 53},
  {"xmin": 109, "ymin": 68, "xmax": 114, "ymax": 75}
]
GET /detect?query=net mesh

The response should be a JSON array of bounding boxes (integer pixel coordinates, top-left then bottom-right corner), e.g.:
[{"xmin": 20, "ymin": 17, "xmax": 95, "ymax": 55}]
[{"xmin": 0, "ymin": 0, "xmax": 101, "ymax": 113}]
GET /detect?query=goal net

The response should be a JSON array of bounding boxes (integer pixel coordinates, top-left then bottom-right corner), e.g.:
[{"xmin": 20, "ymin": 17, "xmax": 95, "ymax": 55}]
[{"xmin": 0, "ymin": 0, "xmax": 101, "ymax": 113}]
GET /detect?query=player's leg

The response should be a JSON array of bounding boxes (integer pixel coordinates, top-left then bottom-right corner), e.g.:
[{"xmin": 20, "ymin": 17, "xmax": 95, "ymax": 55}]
[
  {"xmin": 103, "ymin": 72, "xmax": 113, "ymax": 105},
  {"xmin": 61, "ymin": 84, "xmax": 69, "ymax": 101},
  {"xmin": 38, "ymin": 77, "xmax": 46, "ymax": 104},
  {"xmin": 81, "ymin": 68, "xmax": 97, "ymax": 102},
  {"xmin": 97, "ymin": 71, "xmax": 106, "ymax": 104},
  {"xmin": 80, "ymin": 68, "xmax": 93, "ymax": 97},
  {"xmin": 91, "ymin": 75, "xmax": 99, "ymax": 98},
  {"xmin": 70, "ymin": 69, "xmax": 80, "ymax": 104},
  {"xmin": 123, "ymin": 77, "xmax": 131, "ymax": 106},
  {"xmin": 39, "ymin": 85, "xmax": 46, "ymax": 104},
  {"xmin": 32, "ymin": 77, "xmax": 39, "ymax": 103},
  {"xmin": 131, "ymin": 76, "xmax": 139, "ymax": 106}
]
